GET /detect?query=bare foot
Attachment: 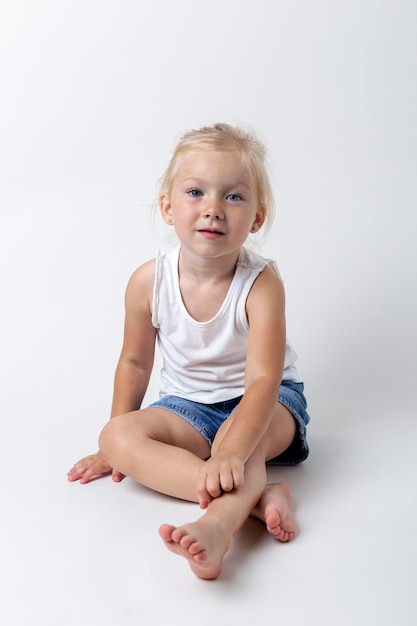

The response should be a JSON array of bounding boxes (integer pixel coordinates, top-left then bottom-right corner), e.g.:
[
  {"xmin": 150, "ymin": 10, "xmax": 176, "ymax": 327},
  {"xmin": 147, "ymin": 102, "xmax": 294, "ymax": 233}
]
[
  {"xmin": 251, "ymin": 482, "xmax": 297, "ymax": 541},
  {"xmin": 159, "ymin": 517, "xmax": 231, "ymax": 580}
]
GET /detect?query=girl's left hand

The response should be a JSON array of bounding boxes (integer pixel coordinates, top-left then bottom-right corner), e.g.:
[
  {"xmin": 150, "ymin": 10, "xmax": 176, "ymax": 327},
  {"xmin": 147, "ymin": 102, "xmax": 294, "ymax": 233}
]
[{"xmin": 197, "ymin": 452, "xmax": 245, "ymax": 509}]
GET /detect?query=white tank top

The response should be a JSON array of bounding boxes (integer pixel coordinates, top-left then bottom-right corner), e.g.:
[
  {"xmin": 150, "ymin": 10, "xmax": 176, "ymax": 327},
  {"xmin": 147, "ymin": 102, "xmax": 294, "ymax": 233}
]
[{"xmin": 152, "ymin": 246, "xmax": 300, "ymax": 403}]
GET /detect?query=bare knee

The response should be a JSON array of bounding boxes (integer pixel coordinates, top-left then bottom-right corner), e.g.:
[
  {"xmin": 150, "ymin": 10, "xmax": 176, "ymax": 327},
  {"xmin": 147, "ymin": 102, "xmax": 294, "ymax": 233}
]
[
  {"xmin": 99, "ymin": 415, "xmax": 134, "ymax": 467},
  {"xmin": 98, "ymin": 410, "xmax": 169, "ymax": 472},
  {"xmin": 264, "ymin": 405, "xmax": 297, "ymax": 460},
  {"xmin": 98, "ymin": 418, "xmax": 117, "ymax": 463}
]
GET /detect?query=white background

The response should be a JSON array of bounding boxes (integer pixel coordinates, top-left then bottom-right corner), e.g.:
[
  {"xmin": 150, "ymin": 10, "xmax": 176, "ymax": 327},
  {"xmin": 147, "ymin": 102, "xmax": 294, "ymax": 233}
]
[{"xmin": 1, "ymin": 1, "xmax": 416, "ymax": 625}]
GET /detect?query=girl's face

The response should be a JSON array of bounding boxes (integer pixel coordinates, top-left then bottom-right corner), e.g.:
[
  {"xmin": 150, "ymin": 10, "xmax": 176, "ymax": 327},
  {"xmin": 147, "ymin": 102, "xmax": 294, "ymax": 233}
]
[{"xmin": 160, "ymin": 150, "xmax": 265, "ymax": 262}]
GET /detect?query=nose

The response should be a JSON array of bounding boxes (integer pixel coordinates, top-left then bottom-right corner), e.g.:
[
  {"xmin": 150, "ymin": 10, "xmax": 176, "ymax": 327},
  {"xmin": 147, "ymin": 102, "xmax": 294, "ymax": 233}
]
[{"xmin": 202, "ymin": 197, "xmax": 224, "ymax": 220}]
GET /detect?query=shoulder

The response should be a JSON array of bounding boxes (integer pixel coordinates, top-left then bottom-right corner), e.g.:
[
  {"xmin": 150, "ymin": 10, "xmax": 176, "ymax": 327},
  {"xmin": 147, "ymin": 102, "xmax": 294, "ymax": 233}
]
[
  {"xmin": 125, "ymin": 258, "xmax": 156, "ymax": 310},
  {"xmin": 127, "ymin": 258, "xmax": 156, "ymax": 289},
  {"xmin": 249, "ymin": 263, "xmax": 284, "ymax": 295},
  {"xmin": 246, "ymin": 263, "xmax": 285, "ymax": 318},
  {"xmin": 238, "ymin": 247, "xmax": 282, "ymax": 281}
]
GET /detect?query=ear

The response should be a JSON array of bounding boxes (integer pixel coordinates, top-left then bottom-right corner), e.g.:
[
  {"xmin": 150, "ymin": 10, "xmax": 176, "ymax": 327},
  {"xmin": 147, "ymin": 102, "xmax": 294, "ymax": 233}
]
[
  {"xmin": 159, "ymin": 193, "xmax": 173, "ymax": 225},
  {"xmin": 251, "ymin": 205, "xmax": 266, "ymax": 232}
]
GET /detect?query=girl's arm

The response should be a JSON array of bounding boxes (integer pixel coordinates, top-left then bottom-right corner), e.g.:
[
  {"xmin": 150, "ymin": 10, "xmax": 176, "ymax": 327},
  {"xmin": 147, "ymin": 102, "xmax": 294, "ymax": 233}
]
[
  {"xmin": 218, "ymin": 265, "xmax": 286, "ymax": 459},
  {"xmin": 110, "ymin": 259, "xmax": 157, "ymax": 418},
  {"xmin": 197, "ymin": 266, "xmax": 286, "ymax": 503},
  {"xmin": 67, "ymin": 260, "xmax": 157, "ymax": 484}
]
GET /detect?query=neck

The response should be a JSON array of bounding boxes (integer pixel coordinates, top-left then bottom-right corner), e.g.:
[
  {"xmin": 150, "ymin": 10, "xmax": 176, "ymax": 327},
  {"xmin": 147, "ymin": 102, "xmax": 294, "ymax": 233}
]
[{"xmin": 178, "ymin": 247, "xmax": 241, "ymax": 282}]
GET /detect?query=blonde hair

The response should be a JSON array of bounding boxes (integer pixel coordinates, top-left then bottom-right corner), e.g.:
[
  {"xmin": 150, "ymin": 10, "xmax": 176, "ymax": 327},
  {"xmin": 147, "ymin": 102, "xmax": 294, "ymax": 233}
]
[{"xmin": 157, "ymin": 123, "xmax": 275, "ymax": 234}]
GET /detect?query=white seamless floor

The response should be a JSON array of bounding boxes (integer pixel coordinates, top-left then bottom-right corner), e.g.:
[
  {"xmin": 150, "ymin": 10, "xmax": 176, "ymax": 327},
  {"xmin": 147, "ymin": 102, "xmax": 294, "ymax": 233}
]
[{"xmin": 2, "ymin": 393, "xmax": 416, "ymax": 626}]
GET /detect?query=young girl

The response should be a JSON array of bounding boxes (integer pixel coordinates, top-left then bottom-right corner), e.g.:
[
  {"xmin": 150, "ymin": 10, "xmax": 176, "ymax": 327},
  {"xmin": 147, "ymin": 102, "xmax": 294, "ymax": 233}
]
[{"xmin": 67, "ymin": 123, "xmax": 310, "ymax": 580}]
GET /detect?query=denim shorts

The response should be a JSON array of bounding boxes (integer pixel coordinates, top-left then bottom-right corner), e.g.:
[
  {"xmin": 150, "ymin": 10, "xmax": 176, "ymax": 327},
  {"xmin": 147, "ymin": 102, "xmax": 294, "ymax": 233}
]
[{"xmin": 148, "ymin": 380, "xmax": 310, "ymax": 465}]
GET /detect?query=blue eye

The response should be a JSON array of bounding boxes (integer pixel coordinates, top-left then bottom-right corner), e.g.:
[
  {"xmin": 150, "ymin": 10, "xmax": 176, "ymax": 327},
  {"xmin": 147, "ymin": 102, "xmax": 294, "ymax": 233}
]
[
  {"xmin": 226, "ymin": 193, "xmax": 243, "ymax": 201},
  {"xmin": 187, "ymin": 188, "xmax": 202, "ymax": 197}
]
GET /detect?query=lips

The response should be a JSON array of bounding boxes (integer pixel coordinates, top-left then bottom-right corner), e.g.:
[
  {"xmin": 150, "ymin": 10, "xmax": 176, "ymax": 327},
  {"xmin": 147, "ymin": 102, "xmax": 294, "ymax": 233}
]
[{"xmin": 198, "ymin": 229, "xmax": 225, "ymax": 238}]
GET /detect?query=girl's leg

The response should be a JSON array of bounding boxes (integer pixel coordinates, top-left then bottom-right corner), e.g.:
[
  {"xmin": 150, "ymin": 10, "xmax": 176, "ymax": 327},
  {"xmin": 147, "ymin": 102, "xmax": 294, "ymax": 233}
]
[
  {"xmin": 211, "ymin": 401, "xmax": 298, "ymax": 540},
  {"xmin": 159, "ymin": 403, "xmax": 297, "ymax": 579},
  {"xmin": 99, "ymin": 408, "xmax": 210, "ymax": 501},
  {"xmin": 159, "ymin": 444, "xmax": 268, "ymax": 579},
  {"xmin": 250, "ymin": 404, "xmax": 298, "ymax": 540}
]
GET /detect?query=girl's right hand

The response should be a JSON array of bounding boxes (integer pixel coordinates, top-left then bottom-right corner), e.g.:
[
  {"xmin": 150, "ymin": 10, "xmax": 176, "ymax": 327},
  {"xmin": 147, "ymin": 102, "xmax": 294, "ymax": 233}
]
[{"xmin": 67, "ymin": 451, "xmax": 125, "ymax": 484}]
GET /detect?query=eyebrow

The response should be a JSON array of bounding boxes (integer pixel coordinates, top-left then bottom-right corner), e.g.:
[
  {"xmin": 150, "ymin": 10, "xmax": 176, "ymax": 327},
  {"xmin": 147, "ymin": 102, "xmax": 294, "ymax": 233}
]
[{"xmin": 181, "ymin": 177, "xmax": 251, "ymax": 190}]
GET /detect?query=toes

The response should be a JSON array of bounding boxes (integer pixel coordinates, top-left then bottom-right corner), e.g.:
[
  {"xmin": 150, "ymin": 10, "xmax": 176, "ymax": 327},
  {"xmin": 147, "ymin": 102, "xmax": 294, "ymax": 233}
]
[
  {"xmin": 159, "ymin": 524, "xmax": 176, "ymax": 542},
  {"xmin": 266, "ymin": 522, "xmax": 294, "ymax": 542},
  {"xmin": 193, "ymin": 550, "xmax": 208, "ymax": 563},
  {"xmin": 179, "ymin": 534, "xmax": 205, "ymax": 556},
  {"xmin": 179, "ymin": 533, "xmax": 194, "ymax": 549},
  {"xmin": 171, "ymin": 527, "xmax": 187, "ymax": 543},
  {"xmin": 188, "ymin": 542, "xmax": 206, "ymax": 558},
  {"xmin": 164, "ymin": 526, "xmax": 206, "ymax": 557}
]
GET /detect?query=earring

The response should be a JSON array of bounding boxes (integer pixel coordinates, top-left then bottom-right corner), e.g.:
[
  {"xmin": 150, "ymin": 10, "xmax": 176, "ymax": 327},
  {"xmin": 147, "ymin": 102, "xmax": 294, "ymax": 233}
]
[
  {"xmin": 167, "ymin": 218, "xmax": 173, "ymax": 225},
  {"xmin": 251, "ymin": 224, "xmax": 258, "ymax": 233}
]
